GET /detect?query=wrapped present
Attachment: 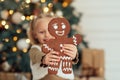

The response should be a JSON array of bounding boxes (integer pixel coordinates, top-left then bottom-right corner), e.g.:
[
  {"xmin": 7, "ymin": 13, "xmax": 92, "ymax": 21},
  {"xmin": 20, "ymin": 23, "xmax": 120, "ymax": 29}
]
[
  {"xmin": 81, "ymin": 48, "xmax": 104, "ymax": 78},
  {"xmin": 6, "ymin": 73, "xmax": 16, "ymax": 80},
  {"xmin": 89, "ymin": 77, "xmax": 104, "ymax": 80}
]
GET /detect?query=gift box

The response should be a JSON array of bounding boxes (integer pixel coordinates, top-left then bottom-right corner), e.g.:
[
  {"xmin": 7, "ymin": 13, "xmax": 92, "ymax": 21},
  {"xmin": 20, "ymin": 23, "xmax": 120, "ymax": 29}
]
[
  {"xmin": 77, "ymin": 77, "xmax": 104, "ymax": 80},
  {"xmin": 0, "ymin": 72, "xmax": 31, "ymax": 80},
  {"xmin": 81, "ymin": 48, "xmax": 104, "ymax": 78}
]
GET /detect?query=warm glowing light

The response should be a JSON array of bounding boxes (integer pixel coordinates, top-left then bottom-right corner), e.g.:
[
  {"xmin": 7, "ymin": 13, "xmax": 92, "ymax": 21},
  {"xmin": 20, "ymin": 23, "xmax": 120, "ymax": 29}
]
[
  {"xmin": 12, "ymin": 47, "xmax": 17, "ymax": 52},
  {"xmin": 21, "ymin": 16, "xmax": 25, "ymax": 20},
  {"xmin": 1, "ymin": 20, "xmax": 6, "ymax": 25},
  {"xmin": 4, "ymin": 38, "xmax": 9, "ymax": 42},
  {"xmin": 62, "ymin": 2, "xmax": 68, "ymax": 7},
  {"xmin": 26, "ymin": 39, "xmax": 30, "ymax": 43},
  {"xmin": 13, "ymin": 36, "xmax": 18, "ymax": 41},
  {"xmin": 16, "ymin": 29, "xmax": 22, "ymax": 33},
  {"xmin": 30, "ymin": 15, "xmax": 34, "ymax": 20},
  {"xmin": 0, "ymin": 0, "xmax": 4, "ymax": 2},
  {"xmin": 41, "ymin": 0, "xmax": 46, "ymax": 3},
  {"xmin": 23, "ymin": 48, "xmax": 27, "ymax": 53},
  {"xmin": 25, "ymin": 0, "xmax": 31, "ymax": 3},
  {"xmin": 43, "ymin": 7, "xmax": 49, "ymax": 13},
  {"xmin": 9, "ymin": 10, "xmax": 14, "ymax": 15},
  {"xmin": 26, "ymin": 16, "xmax": 30, "ymax": 20},
  {"xmin": 48, "ymin": 3, "xmax": 53, "ymax": 8},
  {"xmin": 4, "ymin": 24, "xmax": 9, "ymax": 29}
]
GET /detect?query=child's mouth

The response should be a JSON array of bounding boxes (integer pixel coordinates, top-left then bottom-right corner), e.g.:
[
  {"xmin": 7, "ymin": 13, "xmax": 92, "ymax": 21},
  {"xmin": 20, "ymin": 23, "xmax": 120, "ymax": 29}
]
[{"xmin": 44, "ymin": 39, "xmax": 49, "ymax": 42}]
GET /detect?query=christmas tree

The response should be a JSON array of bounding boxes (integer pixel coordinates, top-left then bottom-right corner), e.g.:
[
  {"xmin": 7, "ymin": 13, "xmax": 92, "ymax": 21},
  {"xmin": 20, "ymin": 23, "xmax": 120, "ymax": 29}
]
[{"xmin": 0, "ymin": 0, "xmax": 88, "ymax": 72}]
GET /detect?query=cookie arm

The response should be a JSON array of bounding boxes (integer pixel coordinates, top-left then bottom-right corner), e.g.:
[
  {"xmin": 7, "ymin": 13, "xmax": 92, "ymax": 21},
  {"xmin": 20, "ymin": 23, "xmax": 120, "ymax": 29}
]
[
  {"xmin": 41, "ymin": 44, "xmax": 51, "ymax": 53},
  {"xmin": 72, "ymin": 34, "xmax": 82, "ymax": 45}
]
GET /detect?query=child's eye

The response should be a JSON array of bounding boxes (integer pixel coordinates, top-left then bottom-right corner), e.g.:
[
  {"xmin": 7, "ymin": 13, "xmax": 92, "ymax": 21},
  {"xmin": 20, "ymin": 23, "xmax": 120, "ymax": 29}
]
[
  {"xmin": 39, "ymin": 31, "xmax": 45, "ymax": 34},
  {"xmin": 53, "ymin": 25, "xmax": 58, "ymax": 29}
]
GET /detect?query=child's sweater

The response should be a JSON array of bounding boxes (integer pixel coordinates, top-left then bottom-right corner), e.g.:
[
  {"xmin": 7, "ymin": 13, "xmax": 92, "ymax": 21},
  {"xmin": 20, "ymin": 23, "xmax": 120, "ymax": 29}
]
[{"xmin": 29, "ymin": 45, "xmax": 74, "ymax": 80}]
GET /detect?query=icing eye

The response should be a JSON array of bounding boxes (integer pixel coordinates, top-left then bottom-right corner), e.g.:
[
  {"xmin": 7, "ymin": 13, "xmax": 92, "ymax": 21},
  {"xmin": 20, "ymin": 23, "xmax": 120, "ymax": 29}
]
[
  {"xmin": 62, "ymin": 24, "xmax": 66, "ymax": 29},
  {"xmin": 53, "ymin": 25, "xmax": 58, "ymax": 29}
]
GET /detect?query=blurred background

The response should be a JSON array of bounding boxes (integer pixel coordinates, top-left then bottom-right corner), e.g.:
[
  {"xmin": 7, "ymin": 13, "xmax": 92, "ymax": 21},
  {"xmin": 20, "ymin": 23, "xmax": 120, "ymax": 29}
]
[{"xmin": 0, "ymin": 0, "xmax": 120, "ymax": 80}]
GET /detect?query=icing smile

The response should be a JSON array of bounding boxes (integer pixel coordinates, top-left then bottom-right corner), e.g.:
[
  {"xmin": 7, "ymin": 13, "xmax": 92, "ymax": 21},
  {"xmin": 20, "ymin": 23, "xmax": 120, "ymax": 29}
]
[{"xmin": 55, "ymin": 30, "xmax": 64, "ymax": 36}]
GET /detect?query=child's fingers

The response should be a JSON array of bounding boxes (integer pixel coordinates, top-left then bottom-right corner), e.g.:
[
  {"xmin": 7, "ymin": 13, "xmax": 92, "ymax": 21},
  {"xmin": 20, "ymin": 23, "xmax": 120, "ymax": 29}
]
[
  {"xmin": 49, "ymin": 51, "xmax": 59, "ymax": 55},
  {"xmin": 63, "ymin": 44, "xmax": 77, "ymax": 52},
  {"xmin": 50, "ymin": 58, "xmax": 60, "ymax": 62},
  {"xmin": 63, "ymin": 44, "xmax": 76, "ymax": 49},
  {"xmin": 63, "ymin": 49, "xmax": 76, "ymax": 59},
  {"xmin": 50, "ymin": 55, "xmax": 60, "ymax": 59}
]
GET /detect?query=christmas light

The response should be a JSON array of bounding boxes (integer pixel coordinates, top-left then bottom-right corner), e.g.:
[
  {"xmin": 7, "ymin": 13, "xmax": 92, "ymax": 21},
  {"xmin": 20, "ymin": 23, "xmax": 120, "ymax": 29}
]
[
  {"xmin": 23, "ymin": 48, "xmax": 28, "ymax": 53},
  {"xmin": 26, "ymin": 16, "xmax": 30, "ymax": 20},
  {"xmin": 12, "ymin": 47, "xmax": 17, "ymax": 52},
  {"xmin": 1, "ymin": 20, "xmax": 6, "ymax": 26},
  {"xmin": 30, "ymin": 15, "xmax": 34, "ymax": 20},
  {"xmin": 4, "ymin": 24, "xmax": 9, "ymax": 29},
  {"xmin": 13, "ymin": 36, "xmax": 18, "ymax": 41},
  {"xmin": 16, "ymin": 29, "xmax": 22, "ymax": 33},
  {"xmin": 41, "ymin": 0, "xmax": 46, "ymax": 3},
  {"xmin": 43, "ymin": 7, "xmax": 49, "ymax": 13},
  {"xmin": 62, "ymin": 2, "xmax": 68, "ymax": 7},
  {"xmin": 9, "ymin": 10, "xmax": 14, "ymax": 15},
  {"xmin": 48, "ymin": 3, "xmax": 53, "ymax": 8},
  {"xmin": 0, "ymin": 0, "xmax": 4, "ymax": 2},
  {"xmin": 21, "ymin": 16, "xmax": 25, "ymax": 21},
  {"xmin": 26, "ymin": 39, "xmax": 30, "ymax": 43},
  {"xmin": 25, "ymin": 0, "xmax": 31, "ymax": 4},
  {"xmin": 4, "ymin": 38, "xmax": 9, "ymax": 42}
]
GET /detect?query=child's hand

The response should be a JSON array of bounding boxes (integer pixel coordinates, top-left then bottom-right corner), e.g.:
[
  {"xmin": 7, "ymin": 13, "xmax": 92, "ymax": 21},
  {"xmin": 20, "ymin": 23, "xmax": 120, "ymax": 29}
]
[
  {"xmin": 43, "ymin": 51, "xmax": 60, "ymax": 65},
  {"xmin": 62, "ymin": 44, "xmax": 77, "ymax": 60}
]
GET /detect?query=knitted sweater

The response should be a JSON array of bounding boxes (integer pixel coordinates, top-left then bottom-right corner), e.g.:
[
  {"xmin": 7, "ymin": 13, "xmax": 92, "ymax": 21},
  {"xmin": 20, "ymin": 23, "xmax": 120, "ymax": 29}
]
[{"xmin": 29, "ymin": 45, "xmax": 75, "ymax": 80}]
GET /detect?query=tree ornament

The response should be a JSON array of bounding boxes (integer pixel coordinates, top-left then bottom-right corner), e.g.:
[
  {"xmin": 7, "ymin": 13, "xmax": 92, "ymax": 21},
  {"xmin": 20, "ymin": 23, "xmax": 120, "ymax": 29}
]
[
  {"xmin": 1, "ymin": 60, "xmax": 11, "ymax": 71},
  {"xmin": 16, "ymin": 38, "xmax": 30, "ymax": 50},
  {"xmin": 11, "ymin": 12, "xmax": 23, "ymax": 24},
  {"xmin": 0, "ymin": 10, "xmax": 9, "ymax": 20}
]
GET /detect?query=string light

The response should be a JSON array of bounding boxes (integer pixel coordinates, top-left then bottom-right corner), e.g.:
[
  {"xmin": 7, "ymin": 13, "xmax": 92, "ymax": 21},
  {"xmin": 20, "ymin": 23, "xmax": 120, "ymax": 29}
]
[
  {"xmin": 25, "ymin": 0, "xmax": 31, "ymax": 4},
  {"xmin": 22, "ymin": 48, "xmax": 27, "ymax": 53},
  {"xmin": 0, "ymin": 0, "xmax": 4, "ymax": 2},
  {"xmin": 4, "ymin": 38, "xmax": 9, "ymax": 42},
  {"xmin": 62, "ymin": 1, "xmax": 68, "ymax": 7},
  {"xmin": 12, "ymin": 47, "xmax": 17, "ymax": 52},
  {"xmin": 4, "ymin": 24, "xmax": 9, "ymax": 29},
  {"xmin": 41, "ymin": 0, "xmax": 46, "ymax": 3},
  {"xmin": 26, "ymin": 39, "xmax": 30, "ymax": 43},
  {"xmin": 1, "ymin": 20, "xmax": 6, "ymax": 25},
  {"xmin": 13, "ymin": 36, "xmax": 18, "ymax": 41},
  {"xmin": 21, "ymin": 16, "xmax": 25, "ymax": 20},
  {"xmin": 29, "ymin": 15, "xmax": 34, "ymax": 20},
  {"xmin": 48, "ymin": 3, "xmax": 53, "ymax": 8},
  {"xmin": 16, "ymin": 29, "xmax": 22, "ymax": 33},
  {"xmin": 43, "ymin": 7, "xmax": 49, "ymax": 13},
  {"xmin": 9, "ymin": 10, "xmax": 14, "ymax": 15},
  {"xmin": 26, "ymin": 16, "xmax": 30, "ymax": 20}
]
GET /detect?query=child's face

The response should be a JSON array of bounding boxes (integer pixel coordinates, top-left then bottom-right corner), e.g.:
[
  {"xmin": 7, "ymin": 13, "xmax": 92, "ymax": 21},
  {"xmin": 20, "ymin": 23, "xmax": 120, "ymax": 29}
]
[{"xmin": 33, "ymin": 17, "xmax": 55, "ymax": 44}]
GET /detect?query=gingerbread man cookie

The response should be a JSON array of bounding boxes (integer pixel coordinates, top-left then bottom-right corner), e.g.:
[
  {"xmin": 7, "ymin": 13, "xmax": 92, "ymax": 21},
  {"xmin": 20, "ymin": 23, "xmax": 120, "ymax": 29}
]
[{"xmin": 42, "ymin": 17, "xmax": 82, "ymax": 74}]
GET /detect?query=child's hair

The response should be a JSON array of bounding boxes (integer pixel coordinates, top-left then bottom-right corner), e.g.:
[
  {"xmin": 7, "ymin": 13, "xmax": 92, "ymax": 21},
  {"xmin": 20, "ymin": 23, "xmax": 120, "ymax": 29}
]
[{"xmin": 27, "ymin": 13, "xmax": 56, "ymax": 45}]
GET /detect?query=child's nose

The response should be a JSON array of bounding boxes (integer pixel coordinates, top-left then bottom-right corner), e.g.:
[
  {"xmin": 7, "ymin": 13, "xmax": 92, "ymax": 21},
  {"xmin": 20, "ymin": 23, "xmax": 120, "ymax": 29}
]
[{"xmin": 45, "ymin": 32, "xmax": 51, "ymax": 37}]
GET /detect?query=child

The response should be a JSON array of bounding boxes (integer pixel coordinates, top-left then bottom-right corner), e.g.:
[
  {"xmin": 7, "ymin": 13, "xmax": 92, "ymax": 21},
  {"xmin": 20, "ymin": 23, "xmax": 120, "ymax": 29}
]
[{"xmin": 27, "ymin": 14, "xmax": 79, "ymax": 80}]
